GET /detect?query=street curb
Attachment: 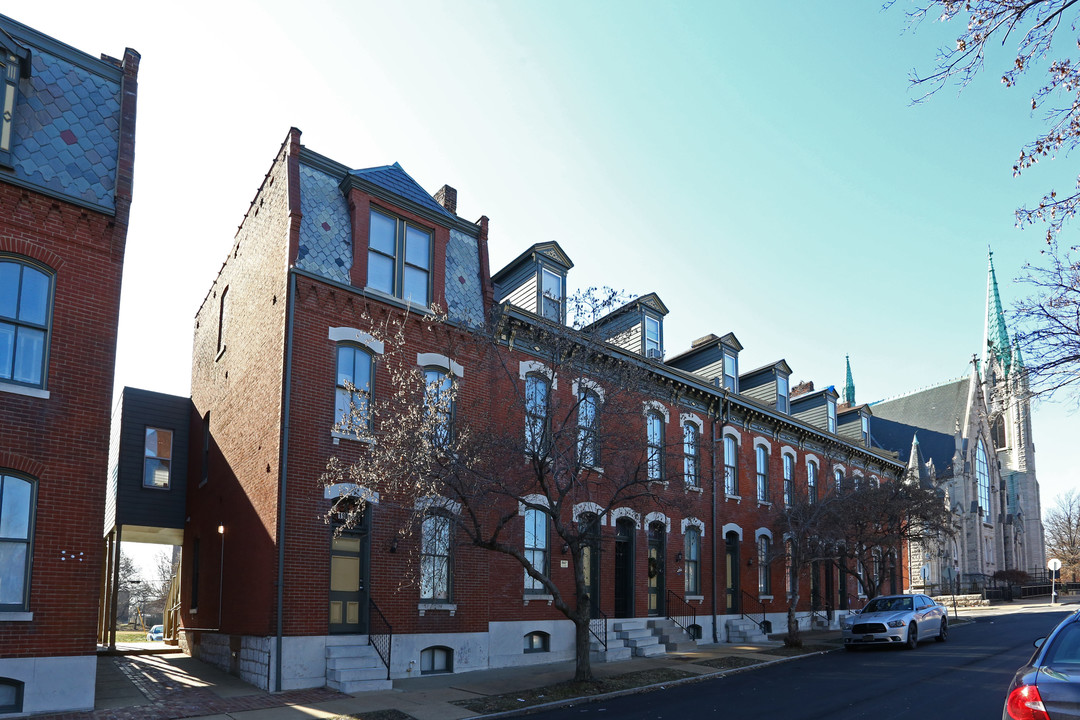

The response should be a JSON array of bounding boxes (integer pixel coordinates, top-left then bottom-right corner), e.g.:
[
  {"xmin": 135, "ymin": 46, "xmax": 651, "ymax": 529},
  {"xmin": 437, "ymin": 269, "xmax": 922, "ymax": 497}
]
[{"xmin": 470, "ymin": 649, "xmax": 837, "ymax": 719}]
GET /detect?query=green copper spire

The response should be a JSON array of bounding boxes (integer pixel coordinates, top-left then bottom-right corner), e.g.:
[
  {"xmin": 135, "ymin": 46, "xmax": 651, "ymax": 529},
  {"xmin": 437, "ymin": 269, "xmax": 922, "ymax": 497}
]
[
  {"xmin": 983, "ymin": 248, "xmax": 1012, "ymax": 375},
  {"xmin": 843, "ymin": 354, "xmax": 855, "ymax": 405},
  {"xmin": 1012, "ymin": 333, "xmax": 1025, "ymax": 370}
]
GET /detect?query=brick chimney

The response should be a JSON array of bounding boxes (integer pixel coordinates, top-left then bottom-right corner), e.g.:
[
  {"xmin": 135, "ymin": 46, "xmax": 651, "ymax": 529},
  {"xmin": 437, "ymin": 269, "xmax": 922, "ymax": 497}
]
[
  {"xmin": 691, "ymin": 333, "xmax": 720, "ymax": 349},
  {"xmin": 435, "ymin": 185, "xmax": 457, "ymax": 215},
  {"xmin": 790, "ymin": 380, "xmax": 815, "ymax": 399}
]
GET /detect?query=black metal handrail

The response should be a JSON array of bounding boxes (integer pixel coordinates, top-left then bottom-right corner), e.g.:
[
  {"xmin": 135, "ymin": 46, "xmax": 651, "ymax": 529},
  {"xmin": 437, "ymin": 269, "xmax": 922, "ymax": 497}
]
[
  {"xmin": 666, "ymin": 590, "xmax": 697, "ymax": 638},
  {"xmin": 808, "ymin": 592, "xmax": 832, "ymax": 629},
  {"xmin": 740, "ymin": 590, "xmax": 769, "ymax": 635},
  {"xmin": 368, "ymin": 597, "xmax": 392, "ymax": 680},
  {"xmin": 589, "ymin": 606, "xmax": 608, "ymax": 652}
]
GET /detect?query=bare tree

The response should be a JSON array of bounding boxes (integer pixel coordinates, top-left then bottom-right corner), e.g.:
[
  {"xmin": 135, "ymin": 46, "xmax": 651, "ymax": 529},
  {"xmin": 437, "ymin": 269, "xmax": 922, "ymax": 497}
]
[
  {"xmin": 1045, "ymin": 489, "xmax": 1080, "ymax": 581},
  {"xmin": 322, "ymin": 291, "xmax": 697, "ymax": 682},
  {"xmin": 898, "ymin": 0, "xmax": 1080, "ymax": 399}
]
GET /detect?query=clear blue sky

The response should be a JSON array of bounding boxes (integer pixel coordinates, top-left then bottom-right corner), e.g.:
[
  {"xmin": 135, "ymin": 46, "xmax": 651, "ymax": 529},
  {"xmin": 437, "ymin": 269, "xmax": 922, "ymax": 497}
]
[{"xmin": 13, "ymin": 1, "xmax": 1075, "ymax": 539}]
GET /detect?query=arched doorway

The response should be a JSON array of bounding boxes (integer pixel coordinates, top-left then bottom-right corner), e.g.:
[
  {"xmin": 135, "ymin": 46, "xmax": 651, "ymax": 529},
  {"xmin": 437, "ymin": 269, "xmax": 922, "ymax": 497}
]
[{"xmin": 614, "ymin": 517, "xmax": 635, "ymax": 618}]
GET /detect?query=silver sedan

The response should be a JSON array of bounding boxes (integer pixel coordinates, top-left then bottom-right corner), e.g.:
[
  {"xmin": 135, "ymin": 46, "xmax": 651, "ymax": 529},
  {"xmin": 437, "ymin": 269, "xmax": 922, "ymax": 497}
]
[{"xmin": 841, "ymin": 593, "xmax": 948, "ymax": 650}]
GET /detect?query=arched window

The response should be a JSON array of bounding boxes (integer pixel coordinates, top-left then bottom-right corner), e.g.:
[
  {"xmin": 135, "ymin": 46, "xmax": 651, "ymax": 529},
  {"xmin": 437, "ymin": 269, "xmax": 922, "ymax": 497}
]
[
  {"xmin": 0, "ymin": 471, "xmax": 35, "ymax": 611},
  {"xmin": 336, "ymin": 345, "xmax": 374, "ymax": 430},
  {"xmin": 577, "ymin": 389, "xmax": 600, "ymax": 467},
  {"xmin": 0, "ymin": 257, "xmax": 54, "ymax": 388},
  {"xmin": 683, "ymin": 421, "xmax": 699, "ymax": 487},
  {"xmin": 723, "ymin": 435, "xmax": 738, "ymax": 496},
  {"xmin": 523, "ymin": 508, "xmax": 548, "ymax": 593},
  {"xmin": 420, "ymin": 513, "xmax": 452, "ymax": 602},
  {"xmin": 647, "ymin": 412, "xmax": 664, "ymax": 481},
  {"xmin": 684, "ymin": 527, "xmax": 701, "ymax": 595},
  {"xmin": 992, "ymin": 416, "xmax": 1007, "ymax": 449},
  {"xmin": 420, "ymin": 646, "xmax": 453, "ymax": 674},
  {"xmin": 834, "ymin": 468, "xmax": 844, "ymax": 495},
  {"xmin": 976, "ymin": 439, "xmax": 991, "ymax": 523},
  {"xmin": 807, "ymin": 461, "xmax": 818, "ymax": 504},
  {"xmin": 524, "ymin": 631, "xmax": 550, "ymax": 653},
  {"xmin": 0, "ymin": 677, "xmax": 24, "ymax": 714},
  {"xmin": 782, "ymin": 454, "xmax": 794, "ymax": 507},
  {"xmin": 525, "ymin": 374, "xmax": 550, "ymax": 455},
  {"xmin": 423, "ymin": 368, "xmax": 455, "ymax": 448},
  {"xmin": 756, "ymin": 446, "xmax": 769, "ymax": 503},
  {"xmin": 758, "ymin": 536, "xmax": 771, "ymax": 595}
]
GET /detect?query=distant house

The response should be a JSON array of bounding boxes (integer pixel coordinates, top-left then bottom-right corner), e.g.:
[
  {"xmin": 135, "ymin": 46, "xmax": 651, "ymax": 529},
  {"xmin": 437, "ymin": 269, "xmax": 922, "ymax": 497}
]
[{"xmin": 0, "ymin": 14, "xmax": 138, "ymax": 716}]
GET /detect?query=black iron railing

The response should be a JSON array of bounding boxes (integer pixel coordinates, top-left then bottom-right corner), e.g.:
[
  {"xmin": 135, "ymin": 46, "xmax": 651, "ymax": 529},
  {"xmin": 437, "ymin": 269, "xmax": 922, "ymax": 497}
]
[
  {"xmin": 368, "ymin": 598, "xmax": 392, "ymax": 680},
  {"xmin": 666, "ymin": 590, "xmax": 697, "ymax": 638},
  {"xmin": 589, "ymin": 607, "xmax": 608, "ymax": 652},
  {"xmin": 740, "ymin": 590, "xmax": 770, "ymax": 635},
  {"xmin": 809, "ymin": 592, "xmax": 832, "ymax": 629}
]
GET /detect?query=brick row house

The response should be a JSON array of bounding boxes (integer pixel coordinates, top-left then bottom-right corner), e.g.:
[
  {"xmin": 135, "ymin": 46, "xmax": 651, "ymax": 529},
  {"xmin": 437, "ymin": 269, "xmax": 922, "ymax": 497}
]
[
  {"xmin": 171, "ymin": 128, "xmax": 908, "ymax": 693},
  {"xmin": 0, "ymin": 15, "xmax": 138, "ymax": 716}
]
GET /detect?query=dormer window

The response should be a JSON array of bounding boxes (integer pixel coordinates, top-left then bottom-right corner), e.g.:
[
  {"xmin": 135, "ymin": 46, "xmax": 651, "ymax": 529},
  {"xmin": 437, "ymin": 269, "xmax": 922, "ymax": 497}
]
[
  {"xmin": 723, "ymin": 350, "xmax": 738, "ymax": 392},
  {"xmin": 861, "ymin": 414, "xmax": 870, "ymax": 445},
  {"xmin": 827, "ymin": 398, "xmax": 837, "ymax": 433},
  {"xmin": 776, "ymin": 375, "xmax": 789, "ymax": 414},
  {"xmin": 540, "ymin": 267, "xmax": 563, "ymax": 322},
  {"xmin": 644, "ymin": 315, "xmax": 662, "ymax": 359},
  {"xmin": 368, "ymin": 208, "xmax": 432, "ymax": 307}
]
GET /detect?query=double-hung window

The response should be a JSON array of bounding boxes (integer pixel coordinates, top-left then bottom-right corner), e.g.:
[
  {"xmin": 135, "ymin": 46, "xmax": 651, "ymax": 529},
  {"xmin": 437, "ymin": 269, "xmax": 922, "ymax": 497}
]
[
  {"xmin": 723, "ymin": 435, "xmax": 738, "ymax": 495},
  {"xmin": 684, "ymin": 527, "xmax": 701, "ymax": 595},
  {"xmin": 336, "ymin": 345, "xmax": 374, "ymax": 431},
  {"xmin": 540, "ymin": 268, "xmax": 563, "ymax": 322},
  {"xmin": 827, "ymin": 399, "xmax": 837, "ymax": 433},
  {"xmin": 368, "ymin": 208, "xmax": 432, "ymax": 306},
  {"xmin": 861, "ymin": 414, "xmax": 870, "ymax": 445},
  {"xmin": 523, "ymin": 508, "xmax": 548, "ymax": 593},
  {"xmin": 577, "ymin": 390, "xmax": 600, "ymax": 467},
  {"xmin": 782, "ymin": 454, "xmax": 794, "ymax": 507},
  {"xmin": 420, "ymin": 513, "xmax": 451, "ymax": 601},
  {"xmin": 143, "ymin": 428, "xmax": 173, "ymax": 489},
  {"xmin": 807, "ymin": 461, "xmax": 818, "ymax": 504},
  {"xmin": 646, "ymin": 412, "xmax": 664, "ymax": 481},
  {"xmin": 0, "ymin": 258, "xmax": 53, "ymax": 389},
  {"xmin": 758, "ymin": 536, "xmax": 771, "ymax": 595},
  {"xmin": 834, "ymin": 468, "xmax": 844, "ymax": 494},
  {"xmin": 525, "ymin": 374, "xmax": 550, "ymax": 455},
  {"xmin": 777, "ymin": 375, "xmax": 789, "ymax": 413},
  {"xmin": 723, "ymin": 351, "xmax": 738, "ymax": 392},
  {"xmin": 0, "ymin": 471, "xmax": 35, "ymax": 611},
  {"xmin": 683, "ymin": 422, "xmax": 699, "ymax": 487},
  {"xmin": 424, "ymin": 368, "xmax": 455, "ymax": 449},
  {"xmin": 755, "ymin": 446, "xmax": 769, "ymax": 503},
  {"xmin": 644, "ymin": 315, "xmax": 661, "ymax": 358}
]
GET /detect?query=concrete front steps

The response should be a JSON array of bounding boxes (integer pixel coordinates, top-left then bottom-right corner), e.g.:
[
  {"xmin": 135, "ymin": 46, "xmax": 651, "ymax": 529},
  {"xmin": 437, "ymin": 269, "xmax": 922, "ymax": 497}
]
[
  {"xmin": 647, "ymin": 618, "xmax": 698, "ymax": 652},
  {"xmin": 592, "ymin": 618, "xmax": 698, "ymax": 662},
  {"xmin": 725, "ymin": 617, "xmax": 769, "ymax": 643},
  {"xmin": 325, "ymin": 637, "xmax": 392, "ymax": 693}
]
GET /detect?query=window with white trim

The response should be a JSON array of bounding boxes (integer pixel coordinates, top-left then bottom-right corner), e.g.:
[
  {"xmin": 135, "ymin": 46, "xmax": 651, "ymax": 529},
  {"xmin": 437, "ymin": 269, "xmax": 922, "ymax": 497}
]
[
  {"xmin": 368, "ymin": 208, "xmax": 432, "ymax": 306},
  {"xmin": 782, "ymin": 454, "xmax": 794, "ymax": 507},
  {"xmin": 683, "ymin": 421, "xmax": 699, "ymax": 487},
  {"xmin": 524, "ymin": 508, "xmax": 548, "ymax": 593},
  {"xmin": 0, "ymin": 471, "xmax": 35, "ymax": 611},
  {"xmin": 777, "ymin": 375, "xmax": 789, "ymax": 413},
  {"xmin": 336, "ymin": 345, "xmax": 374, "ymax": 430},
  {"xmin": 827, "ymin": 398, "xmax": 837, "ymax": 433},
  {"xmin": 861, "ymin": 414, "xmax": 870, "ymax": 445},
  {"xmin": 645, "ymin": 315, "xmax": 662, "ymax": 358},
  {"xmin": 834, "ymin": 468, "xmax": 844, "ymax": 494},
  {"xmin": 723, "ymin": 351, "xmax": 738, "ymax": 392},
  {"xmin": 525, "ymin": 374, "xmax": 550, "ymax": 455},
  {"xmin": 0, "ymin": 257, "xmax": 53, "ymax": 389},
  {"xmin": 685, "ymin": 527, "xmax": 701, "ymax": 595},
  {"xmin": 423, "ymin": 368, "xmax": 455, "ymax": 448},
  {"xmin": 143, "ymin": 428, "xmax": 173, "ymax": 489},
  {"xmin": 807, "ymin": 461, "xmax": 818, "ymax": 504},
  {"xmin": 647, "ymin": 412, "xmax": 664, "ymax": 481},
  {"xmin": 724, "ymin": 435, "xmax": 738, "ymax": 495},
  {"xmin": 756, "ymin": 446, "xmax": 769, "ymax": 503},
  {"xmin": 540, "ymin": 267, "xmax": 563, "ymax": 322},
  {"xmin": 758, "ymin": 536, "xmax": 771, "ymax": 594},
  {"xmin": 420, "ymin": 513, "xmax": 452, "ymax": 601}
]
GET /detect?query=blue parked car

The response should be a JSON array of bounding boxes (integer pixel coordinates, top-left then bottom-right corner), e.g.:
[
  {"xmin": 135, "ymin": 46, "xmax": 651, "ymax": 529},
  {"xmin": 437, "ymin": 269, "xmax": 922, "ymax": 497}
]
[{"xmin": 146, "ymin": 624, "xmax": 164, "ymax": 642}]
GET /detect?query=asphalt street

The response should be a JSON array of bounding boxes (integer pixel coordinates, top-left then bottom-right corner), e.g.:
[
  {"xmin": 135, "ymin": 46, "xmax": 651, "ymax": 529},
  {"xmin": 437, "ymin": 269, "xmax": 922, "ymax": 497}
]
[{"xmin": 522, "ymin": 606, "xmax": 1075, "ymax": 720}]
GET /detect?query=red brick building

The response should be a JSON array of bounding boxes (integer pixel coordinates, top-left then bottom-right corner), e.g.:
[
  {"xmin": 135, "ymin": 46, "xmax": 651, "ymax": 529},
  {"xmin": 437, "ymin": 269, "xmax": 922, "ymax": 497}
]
[
  {"xmin": 0, "ymin": 14, "xmax": 138, "ymax": 716},
  {"xmin": 175, "ymin": 128, "xmax": 905, "ymax": 693}
]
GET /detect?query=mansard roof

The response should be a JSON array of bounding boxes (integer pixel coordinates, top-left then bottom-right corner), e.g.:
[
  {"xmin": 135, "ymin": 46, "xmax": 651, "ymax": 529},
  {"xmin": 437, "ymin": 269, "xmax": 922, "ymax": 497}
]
[
  {"xmin": 348, "ymin": 162, "xmax": 459, "ymax": 223},
  {"xmin": 870, "ymin": 376, "xmax": 971, "ymax": 475}
]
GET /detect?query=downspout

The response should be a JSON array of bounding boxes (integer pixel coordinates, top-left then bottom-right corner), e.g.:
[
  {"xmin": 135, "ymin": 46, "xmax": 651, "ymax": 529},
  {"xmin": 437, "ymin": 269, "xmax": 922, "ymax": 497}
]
[
  {"xmin": 710, "ymin": 397, "xmax": 720, "ymax": 644},
  {"xmin": 275, "ymin": 270, "xmax": 297, "ymax": 692}
]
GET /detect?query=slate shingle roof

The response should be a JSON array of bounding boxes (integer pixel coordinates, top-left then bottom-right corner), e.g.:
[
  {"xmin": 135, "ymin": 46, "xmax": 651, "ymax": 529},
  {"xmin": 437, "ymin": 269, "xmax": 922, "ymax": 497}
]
[
  {"xmin": 351, "ymin": 163, "xmax": 458, "ymax": 223},
  {"xmin": 870, "ymin": 377, "xmax": 970, "ymax": 474}
]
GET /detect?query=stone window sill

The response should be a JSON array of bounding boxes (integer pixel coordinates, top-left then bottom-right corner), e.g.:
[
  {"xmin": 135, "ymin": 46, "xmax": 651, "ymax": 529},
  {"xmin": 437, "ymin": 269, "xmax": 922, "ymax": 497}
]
[
  {"xmin": 759, "ymin": 595, "xmax": 773, "ymax": 603},
  {"xmin": 0, "ymin": 612, "xmax": 32, "ymax": 622},
  {"xmin": 418, "ymin": 603, "xmax": 456, "ymax": 616},
  {"xmin": 757, "ymin": 500, "xmax": 772, "ymax": 508},
  {"xmin": 0, "ymin": 381, "xmax": 49, "ymax": 400},
  {"xmin": 523, "ymin": 594, "xmax": 553, "ymax": 606},
  {"xmin": 725, "ymin": 494, "xmax": 742, "ymax": 505},
  {"xmin": 686, "ymin": 595, "xmax": 704, "ymax": 603},
  {"xmin": 332, "ymin": 430, "xmax": 374, "ymax": 444},
  {"xmin": 686, "ymin": 485, "xmax": 703, "ymax": 493}
]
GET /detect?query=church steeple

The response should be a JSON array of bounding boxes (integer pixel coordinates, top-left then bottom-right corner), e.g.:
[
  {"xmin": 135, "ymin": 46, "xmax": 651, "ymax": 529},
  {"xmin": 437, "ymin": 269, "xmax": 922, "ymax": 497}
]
[
  {"xmin": 843, "ymin": 354, "xmax": 856, "ymax": 406},
  {"xmin": 983, "ymin": 248, "xmax": 1012, "ymax": 376}
]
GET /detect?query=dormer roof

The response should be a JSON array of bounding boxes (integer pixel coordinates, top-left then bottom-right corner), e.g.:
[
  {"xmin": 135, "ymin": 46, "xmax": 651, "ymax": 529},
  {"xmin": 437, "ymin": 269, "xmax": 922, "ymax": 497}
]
[
  {"xmin": 666, "ymin": 331, "xmax": 742, "ymax": 365},
  {"xmin": 492, "ymin": 241, "xmax": 573, "ymax": 285},
  {"xmin": 740, "ymin": 359, "xmax": 792, "ymax": 379}
]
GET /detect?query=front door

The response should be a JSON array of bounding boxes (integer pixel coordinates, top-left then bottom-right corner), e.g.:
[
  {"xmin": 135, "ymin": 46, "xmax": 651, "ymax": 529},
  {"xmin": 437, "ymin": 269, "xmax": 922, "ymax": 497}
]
[
  {"xmin": 647, "ymin": 521, "xmax": 665, "ymax": 616},
  {"xmin": 329, "ymin": 514, "xmax": 369, "ymax": 634},
  {"xmin": 613, "ymin": 518, "xmax": 635, "ymax": 618},
  {"xmin": 725, "ymin": 531, "xmax": 740, "ymax": 613},
  {"xmin": 580, "ymin": 513, "xmax": 601, "ymax": 618}
]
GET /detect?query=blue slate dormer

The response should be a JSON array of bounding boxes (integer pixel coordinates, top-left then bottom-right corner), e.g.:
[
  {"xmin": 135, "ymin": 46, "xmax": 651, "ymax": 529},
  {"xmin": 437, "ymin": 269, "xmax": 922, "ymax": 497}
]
[{"xmin": 492, "ymin": 241, "xmax": 573, "ymax": 324}]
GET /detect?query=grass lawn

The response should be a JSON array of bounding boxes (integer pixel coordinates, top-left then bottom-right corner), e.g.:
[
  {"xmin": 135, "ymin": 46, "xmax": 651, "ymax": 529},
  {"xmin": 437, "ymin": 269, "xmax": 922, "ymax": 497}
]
[
  {"xmin": 113, "ymin": 631, "xmax": 150, "ymax": 643},
  {"xmin": 452, "ymin": 668, "xmax": 697, "ymax": 714}
]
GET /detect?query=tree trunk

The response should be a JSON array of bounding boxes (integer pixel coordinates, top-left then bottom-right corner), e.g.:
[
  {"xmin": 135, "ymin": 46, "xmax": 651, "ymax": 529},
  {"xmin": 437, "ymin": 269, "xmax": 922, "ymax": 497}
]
[
  {"xmin": 573, "ymin": 612, "xmax": 593, "ymax": 682},
  {"xmin": 785, "ymin": 590, "xmax": 802, "ymax": 647}
]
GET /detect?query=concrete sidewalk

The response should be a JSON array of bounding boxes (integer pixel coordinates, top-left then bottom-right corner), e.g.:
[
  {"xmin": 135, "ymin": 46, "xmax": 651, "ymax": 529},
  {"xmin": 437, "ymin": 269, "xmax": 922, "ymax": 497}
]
[{"xmin": 35, "ymin": 599, "xmax": 1075, "ymax": 720}]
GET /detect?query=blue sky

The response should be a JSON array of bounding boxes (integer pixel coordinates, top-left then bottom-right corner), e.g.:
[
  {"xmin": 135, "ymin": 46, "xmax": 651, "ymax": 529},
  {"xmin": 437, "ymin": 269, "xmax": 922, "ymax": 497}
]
[{"xmin": 13, "ymin": 1, "xmax": 1074, "ymax": 542}]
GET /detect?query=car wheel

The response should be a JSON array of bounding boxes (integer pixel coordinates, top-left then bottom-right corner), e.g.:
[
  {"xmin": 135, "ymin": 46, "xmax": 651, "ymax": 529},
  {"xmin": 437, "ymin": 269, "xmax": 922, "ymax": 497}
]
[
  {"xmin": 905, "ymin": 623, "xmax": 917, "ymax": 650},
  {"xmin": 936, "ymin": 618, "xmax": 948, "ymax": 643}
]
